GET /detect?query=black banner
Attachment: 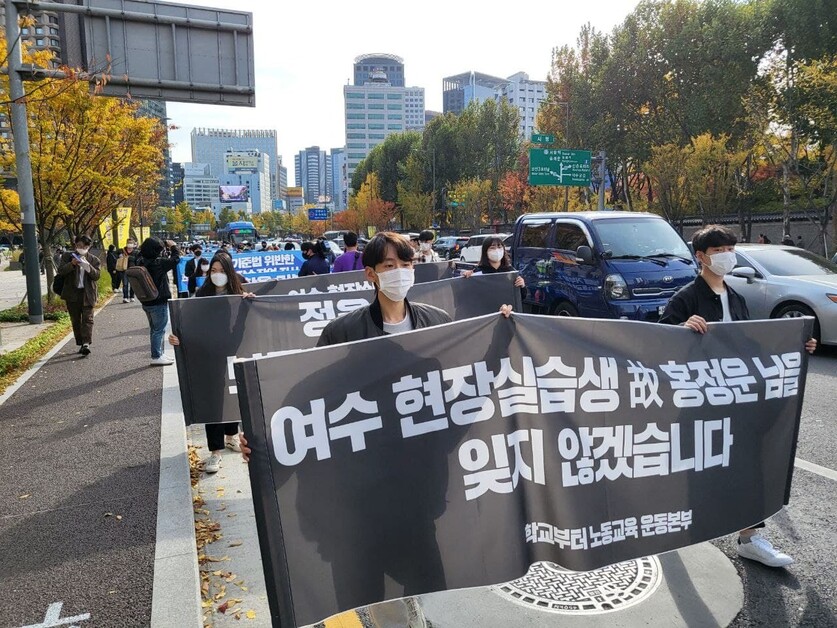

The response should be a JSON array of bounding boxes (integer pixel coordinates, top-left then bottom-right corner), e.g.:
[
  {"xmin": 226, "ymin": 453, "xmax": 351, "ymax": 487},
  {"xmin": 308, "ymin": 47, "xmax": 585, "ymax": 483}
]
[
  {"xmin": 245, "ymin": 260, "xmax": 455, "ymax": 296},
  {"xmin": 170, "ymin": 273, "xmax": 521, "ymax": 424},
  {"xmin": 234, "ymin": 315, "xmax": 812, "ymax": 627}
]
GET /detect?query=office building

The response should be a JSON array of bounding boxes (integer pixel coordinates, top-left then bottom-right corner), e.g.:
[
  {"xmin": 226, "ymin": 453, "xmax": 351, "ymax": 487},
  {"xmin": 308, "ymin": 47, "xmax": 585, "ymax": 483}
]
[
  {"xmin": 191, "ymin": 128, "xmax": 279, "ymax": 201},
  {"xmin": 286, "ymin": 187, "xmax": 305, "ymax": 213},
  {"xmin": 136, "ymin": 99, "xmax": 173, "ymax": 208},
  {"xmin": 294, "ymin": 146, "xmax": 329, "ymax": 205},
  {"xmin": 331, "ymin": 148, "xmax": 348, "ymax": 212},
  {"xmin": 0, "ymin": 2, "xmax": 63, "ymax": 69},
  {"xmin": 218, "ymin": 150, "xmax": 271, "ymax": 214},
  {"xmin": 278, "ymin": 158, "xmax": 288, "ymax": 202},
  {"xmin": 442, "ymin": 71, "xmax": 508, "ymax": 114},
  {"xmin": 182, "ymin": 163, "xmax": 220, "ymax": 212},
  {"xmin": 354, "ymin": 53, "xmax": 404, "ymax": 87},
  {"xmin": 170, "ymin": 162, "xmax": 185, "ymax": 205},
  {"xmin": 496, "ymin": 72, "xmax": 547, "ymax": 139},
  {"xmin": 344, "ymin": 56, "xmax": 425, "ymax": 182}
]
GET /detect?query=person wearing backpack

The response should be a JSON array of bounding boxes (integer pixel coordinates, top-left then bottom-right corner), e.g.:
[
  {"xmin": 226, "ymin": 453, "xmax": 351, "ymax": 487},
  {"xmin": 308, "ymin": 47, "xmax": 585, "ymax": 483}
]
[
  {"xmin": 56, "ymin": 234, "xmax": 101, "ymax": 356},
  {"xmin": 136, "ymin": 237, "xmax": 180, "ymax": 366}
]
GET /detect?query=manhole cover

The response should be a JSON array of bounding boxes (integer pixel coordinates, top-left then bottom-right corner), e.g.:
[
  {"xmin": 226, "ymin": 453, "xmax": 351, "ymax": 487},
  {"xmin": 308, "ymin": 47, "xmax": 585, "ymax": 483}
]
[{"xmin": 492, "ymin": 557, "xmax": 661, "ymax": 615}]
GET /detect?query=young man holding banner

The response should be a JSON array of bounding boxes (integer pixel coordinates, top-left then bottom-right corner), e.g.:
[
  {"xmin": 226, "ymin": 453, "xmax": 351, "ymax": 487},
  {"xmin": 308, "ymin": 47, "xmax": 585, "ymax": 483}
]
[{"xmin": 660, "ymin": 224, "xmax": 816, "ymax": 567}]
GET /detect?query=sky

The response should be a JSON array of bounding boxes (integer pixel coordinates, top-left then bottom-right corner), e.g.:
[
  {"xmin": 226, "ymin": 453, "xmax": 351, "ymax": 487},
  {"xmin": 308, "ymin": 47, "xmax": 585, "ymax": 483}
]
[{"xmin": 166, "ymin": 0, "xmax": 643, "ymax": 180}]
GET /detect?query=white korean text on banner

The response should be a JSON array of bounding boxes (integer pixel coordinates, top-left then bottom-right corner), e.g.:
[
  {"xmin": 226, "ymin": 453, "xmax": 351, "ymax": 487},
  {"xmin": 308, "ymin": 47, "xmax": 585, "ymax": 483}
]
[
  {"xmin": 170, "ymin": 273, "xmax": 521, "ymax": 424},
  {"xmin": 233, "ymin": 314, "xmax": 812, "ymax": 627}
]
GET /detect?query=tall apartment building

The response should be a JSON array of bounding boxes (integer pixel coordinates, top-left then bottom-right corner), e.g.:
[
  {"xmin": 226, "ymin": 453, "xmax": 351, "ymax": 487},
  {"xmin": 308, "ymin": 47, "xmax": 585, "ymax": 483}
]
[
  {"xmin": 344, "ymin": 56, "xmax": 425, "ymax": 183},
  {"xmin": 294, "ymin": 147, "xmax": 328, "ymax": 205},
  {"xmin": 496, "ymin": 72, "xmax": 547, "ymax": 139},
  {"xmin": 182, "ymin": 163, "xmax": 220, "ymax": 211},
  {"xmin": 0, "ymin": 2, "xmax": 63, "ymax": 69},
  {"xmin": 191, "ymin": 128, "xmax": 279, "ymax": 202}
]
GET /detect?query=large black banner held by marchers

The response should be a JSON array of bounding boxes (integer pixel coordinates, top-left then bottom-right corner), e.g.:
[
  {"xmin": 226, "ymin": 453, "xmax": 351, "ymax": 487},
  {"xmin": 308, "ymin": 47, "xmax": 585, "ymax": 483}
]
[
  {"xmin": 170, "ymin": 273, "xmax": 520, "ymax": 424},
  {"xmin": 234, "ymin": 314, "xmax": 812, "ymax": 627}
]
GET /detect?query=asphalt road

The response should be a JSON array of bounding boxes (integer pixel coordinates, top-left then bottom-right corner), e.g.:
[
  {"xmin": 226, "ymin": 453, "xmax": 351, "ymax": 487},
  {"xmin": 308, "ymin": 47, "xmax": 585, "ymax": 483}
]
[
  {"xmin": 722, "ymin": 345, "xmax": 837, "ymax": 627},
  {"xmin": 0, "ymin": 300, "xmax": 163, "ymax": 628}
]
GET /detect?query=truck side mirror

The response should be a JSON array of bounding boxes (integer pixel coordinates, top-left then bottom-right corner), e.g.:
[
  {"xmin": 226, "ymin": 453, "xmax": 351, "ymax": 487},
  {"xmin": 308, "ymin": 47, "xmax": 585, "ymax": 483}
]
[{"xmin": 576, "ymin": 245, "xmax": 594, "ymax": 265}]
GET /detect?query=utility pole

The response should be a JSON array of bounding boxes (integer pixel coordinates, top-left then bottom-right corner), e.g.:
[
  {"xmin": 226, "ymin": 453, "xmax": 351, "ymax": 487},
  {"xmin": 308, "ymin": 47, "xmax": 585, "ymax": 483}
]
[
  {"xmin": 6, "ymin": 0, "xmax": 43, "ymax": 323},
  {"xmin": 598, "ymin": 150, "xmax": 606, "ymax": 211}
]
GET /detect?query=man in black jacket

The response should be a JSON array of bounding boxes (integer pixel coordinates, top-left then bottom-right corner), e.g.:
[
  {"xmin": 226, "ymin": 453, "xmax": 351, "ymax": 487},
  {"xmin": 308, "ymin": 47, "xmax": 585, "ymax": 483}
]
[
  {"xmin": 660, "ymin": 225, "xmax": 816, "ymax": 568},
  {"xmin": 137, "ymin": 237, "xmax": 180, "ymax": 366}
]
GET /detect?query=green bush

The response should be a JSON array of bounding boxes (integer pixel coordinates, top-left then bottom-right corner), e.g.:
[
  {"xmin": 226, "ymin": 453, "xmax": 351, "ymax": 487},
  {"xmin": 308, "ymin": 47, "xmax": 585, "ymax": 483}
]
[
  {"xmin": 0, "ymin": 300, "xmax": 68, "ymax": 322},
  {"xmin": 0, "ymin": 316, "xmax": 72, "ymax": 382}
]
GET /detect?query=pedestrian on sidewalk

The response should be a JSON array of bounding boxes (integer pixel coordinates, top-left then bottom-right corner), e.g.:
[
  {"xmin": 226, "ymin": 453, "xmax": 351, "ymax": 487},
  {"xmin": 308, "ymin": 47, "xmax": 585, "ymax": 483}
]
[
  {"xmin": 659, "ymin": 224, "xmax": 816, "ymax": 568},
  {"xmin": 56, "ymin": 234, "xmax": 101, "ymax": 356},
  {"xmin": 136, "ymin": 237, "xmax": 180, "ymax": 366},
  {"xmin": 169, "ymin": 253, "xmax": 255, "ymax": 473},
  {"xmin": 106, "ymin": 244, "xmax": 120, "ymax": 292},
  {"xmin": 117, "ymin": 240, "xmax": 137, "ymax": 303},
  {"xmin": 184, "ymin": 244, "xmax": 209, "ymax": 297}
]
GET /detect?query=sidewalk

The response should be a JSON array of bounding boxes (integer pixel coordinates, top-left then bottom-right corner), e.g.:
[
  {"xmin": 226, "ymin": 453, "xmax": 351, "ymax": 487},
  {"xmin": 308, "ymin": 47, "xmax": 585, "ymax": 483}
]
[
  {"xmin": 0, "ymin": 298, "xmax": 200, "ymax": 627},
  {"xmin": 0, "ymin": 261, "xmax": 48, "ymax": 312}
]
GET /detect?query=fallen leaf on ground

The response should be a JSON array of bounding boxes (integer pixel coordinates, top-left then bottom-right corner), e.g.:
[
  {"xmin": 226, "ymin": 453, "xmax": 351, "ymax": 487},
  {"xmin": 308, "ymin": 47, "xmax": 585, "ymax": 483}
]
[
  {"xmin": 228, "ymin": 540, "xmax": 242, "ymax": 547},
  {"xmin": 19, "ymin": 494, "xmax": 30, "ymax": 499},
  {"xmin": 115, "ymin": 515, "xmax": 123, "ymax": 521},
  {"xmin": 246, "ymin": 610, "xmax": 256, "ymax": 619},
  {"xmin": 217, "ymin": 601, "xmax": 230, "ymax": 614}
]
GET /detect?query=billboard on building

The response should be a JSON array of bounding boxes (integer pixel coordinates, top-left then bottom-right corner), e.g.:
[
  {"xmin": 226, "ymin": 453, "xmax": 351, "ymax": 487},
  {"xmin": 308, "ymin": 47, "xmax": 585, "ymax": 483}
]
[
  {"xmin": 220, "ymin": 185, "xmax": 249, "ymax": 202},
  {"xmin": 226, "ymin": 155, "xmax": 260, "ymax": 173},
  {"xmin": 287, "ymin": 186, "xmax": 304, "ymax": 198}
]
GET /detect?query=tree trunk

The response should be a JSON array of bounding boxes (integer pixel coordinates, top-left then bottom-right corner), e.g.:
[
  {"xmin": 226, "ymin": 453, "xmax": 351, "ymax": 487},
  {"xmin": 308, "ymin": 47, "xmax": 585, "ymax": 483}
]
[
  {"xmin": 624, "ymin": 161, "xmax": 634, "ymax": 212},
  {"xmin": 782, "ymin": 161, "xmax": 792, "ymax": 236}
]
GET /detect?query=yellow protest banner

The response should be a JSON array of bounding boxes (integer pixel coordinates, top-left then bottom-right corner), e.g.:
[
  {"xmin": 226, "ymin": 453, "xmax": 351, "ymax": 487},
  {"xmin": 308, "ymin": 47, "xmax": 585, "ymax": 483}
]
[
  {"xmin": 133, "ymin": 226, "xmax": 150, "ymax": 244},
  {"xmin": 99, "ymin": 215, "xmax": 114, "ymax": 250}
]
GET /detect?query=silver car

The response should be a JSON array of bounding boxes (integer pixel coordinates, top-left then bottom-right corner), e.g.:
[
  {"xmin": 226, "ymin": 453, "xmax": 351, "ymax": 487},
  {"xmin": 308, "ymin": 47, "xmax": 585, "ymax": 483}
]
[{"xmin": 726, "ymin": 244, "xmax": 837, "ymax": 346}]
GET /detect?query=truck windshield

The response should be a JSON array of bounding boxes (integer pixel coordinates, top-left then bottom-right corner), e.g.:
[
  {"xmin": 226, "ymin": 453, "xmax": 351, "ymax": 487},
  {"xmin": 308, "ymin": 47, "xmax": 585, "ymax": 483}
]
[{"xmin": 595, "ymin": 219, "xmax": 692, "ymax": 259}]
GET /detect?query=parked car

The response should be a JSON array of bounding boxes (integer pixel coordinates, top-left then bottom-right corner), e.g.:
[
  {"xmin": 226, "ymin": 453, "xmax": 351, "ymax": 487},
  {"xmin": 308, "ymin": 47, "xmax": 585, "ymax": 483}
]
[
  {"xmin": 725, "ymin": 244, "xmax": 837, "ymax": 346},
  {"xmin": 434, "ymin": 236, "xmax": 469, "ymax": 260},
  {"xmin": 510, "ymin": 212, "xmax": 698, "ymax": 321},
  {"xmin": 333, "ymin": 236, "xmax": 368, "ymax": 252},
  {"xmin": 460, "ymin": 233, "xmax": 510, "ymax": 263}
]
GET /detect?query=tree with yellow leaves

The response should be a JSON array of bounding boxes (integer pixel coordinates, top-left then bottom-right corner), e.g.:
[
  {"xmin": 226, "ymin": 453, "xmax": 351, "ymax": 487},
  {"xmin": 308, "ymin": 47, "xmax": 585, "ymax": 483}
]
[{"xmin": 0, "ymin": 32, "xmax": 165, "ymax": 298}]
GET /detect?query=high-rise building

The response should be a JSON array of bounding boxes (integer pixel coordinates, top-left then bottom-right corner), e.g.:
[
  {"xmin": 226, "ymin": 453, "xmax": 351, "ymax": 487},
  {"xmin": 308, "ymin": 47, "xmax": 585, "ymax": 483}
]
[
  {"xmin": 0, "ymin": 2, "xmax": 63, "ymax": 69},
  {"xmin": 191, "ymin": 128, "xmax": 278, "ymax": 202},
  {"xmin": 182, "ymin": 163, "xmax": 219, "ymax": 212},
  {"xmin": 354, "ymin": 53, "xmax": 404, "ymax": 87},
  {"xmin": 442, "ymin": 71, "xmax": 508, "ymax": 115},
  {"xmin": 170, "ymin": 162, "xmax": 185, "ymax": 205},
  {"xmin": 219, "ymin": 150, "xmax": 271, "ymax": 214},
  {"xmin": 496, "ymin": 72, "xmax": 547, "ymax": 139},
  {"xmin": 294, "ymin": 146, "xmax": 328, "ymax": 205},
  {"xmin": 277, "ymin": 158, "xmax": 288, "ymax": 202},
  {"xmin": 286, "ymin": 187, "xmax": 305, "ymax": 213},
  {"xmin": 330, "ymin": 148, "xmax": 347, "ymax": 212},
  {"xmin": 136, "ymin": 100, "xmax": 173, "ymax": 208},
  {"xmin": 344, "ymin": 57, "xmax": 425, "ymax": 183}
]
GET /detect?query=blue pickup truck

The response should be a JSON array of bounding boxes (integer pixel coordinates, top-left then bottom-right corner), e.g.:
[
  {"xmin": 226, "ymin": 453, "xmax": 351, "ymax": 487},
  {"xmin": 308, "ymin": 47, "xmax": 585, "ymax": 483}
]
[{"xmin": 510, "ymin": 212, "xmax": 698, "ymax": 321}]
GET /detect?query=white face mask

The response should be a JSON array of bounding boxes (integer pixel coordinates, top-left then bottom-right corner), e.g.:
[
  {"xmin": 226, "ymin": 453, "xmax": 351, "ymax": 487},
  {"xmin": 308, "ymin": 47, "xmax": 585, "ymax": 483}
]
[
  {"xmin": 376, "ymin": 267, "xmax": 414, "ymax": 302},
  {"xmin": 210, "ymin": 272, "xmax": 229, "ymax": 287},
  {"xmin": 487, "ymin": 249, "xmax": 505, "ymax": 262},
  {"xmin": 420, "ymin": 242, "xmax": 432, "ymax": 252},
  {"xmin": 126, "ymin": 246, "xmax": 134, "ymax": 253},
  {"xmin": 705, "ymin": 251, "xmax": 736, "ymax": 276},
  {"xmin": 76, "ymin": 247, "xmax": 89, "ymax": 255}
]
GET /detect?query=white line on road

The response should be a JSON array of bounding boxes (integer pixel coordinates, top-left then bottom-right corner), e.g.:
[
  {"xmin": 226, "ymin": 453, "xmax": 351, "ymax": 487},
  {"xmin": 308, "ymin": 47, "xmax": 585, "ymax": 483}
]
[{"xmin": 795, "ymin": 457, "xmax": 837, "ymax": 482}]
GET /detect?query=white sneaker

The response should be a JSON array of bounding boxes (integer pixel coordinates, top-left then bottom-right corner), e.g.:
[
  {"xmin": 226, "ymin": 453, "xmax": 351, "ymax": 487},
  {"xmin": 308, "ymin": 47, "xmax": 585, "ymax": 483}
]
[
  {"xmin": 204, "ymin": 453, "xmax": 222, "ymax": 474},
  {"xmin": 150, "ymin": 355, "xmax": 174, "ymax": 366},
  {"xmin": 225, "ymin": 435, "xmax": 241, "ymax": 452},
  {"xmin": 123, "ymin": 298, "xmax": 130, "ymax": 303},
  {"xmin": 129, "ymin": 298, "xmax": 135, "ymax": 302},
  {"xmin": 737, "ymin": 534, "xmax": 794, "ymax": 567}
]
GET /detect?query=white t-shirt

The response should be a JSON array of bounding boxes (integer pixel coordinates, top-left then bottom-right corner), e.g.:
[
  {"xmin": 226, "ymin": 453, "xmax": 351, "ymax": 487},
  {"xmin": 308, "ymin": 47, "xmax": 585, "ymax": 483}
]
[
  {"xmin": 383, "ymin": 314, "xmax": 414, "ymax": 335},
  {"xmin": 719, "ymin": 290, "xmax": 732, "ymax": 322}
]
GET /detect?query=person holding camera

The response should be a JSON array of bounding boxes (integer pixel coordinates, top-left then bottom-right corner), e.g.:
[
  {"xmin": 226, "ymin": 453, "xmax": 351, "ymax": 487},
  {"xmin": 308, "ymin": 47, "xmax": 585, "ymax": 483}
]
[
  {"xmin": 56, "ymin": 235, "xmax": 101, "ymax": 356},
  {"xmin": 136, "ymin": 237, "xmax": 180, "ymax": 366}
]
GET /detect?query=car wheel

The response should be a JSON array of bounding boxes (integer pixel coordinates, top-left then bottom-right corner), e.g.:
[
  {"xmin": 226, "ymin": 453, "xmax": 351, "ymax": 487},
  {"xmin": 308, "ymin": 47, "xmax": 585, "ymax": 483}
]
[
  {"xmin": 552, "ymin": 301, "xmax": 579, "ymax": 317},
  {"xmin": 773, "ymin": 303, "xmax": 820, "ymax": 342}
]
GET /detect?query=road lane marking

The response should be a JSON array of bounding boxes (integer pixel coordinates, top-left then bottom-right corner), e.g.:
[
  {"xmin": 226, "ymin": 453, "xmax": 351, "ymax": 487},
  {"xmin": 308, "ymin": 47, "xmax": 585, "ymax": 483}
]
[
  {"xmin": 795, "ymin": 457, "xmax": 837, "ymax": 482},
  {"xmin": 19, "ymin": 602, "xmax": 90, "ymax": 627}
]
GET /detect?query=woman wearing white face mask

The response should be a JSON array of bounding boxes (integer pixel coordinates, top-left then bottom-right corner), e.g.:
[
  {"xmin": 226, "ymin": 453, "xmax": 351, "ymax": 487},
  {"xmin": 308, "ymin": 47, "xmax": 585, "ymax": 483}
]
[
  {"xmin": 461, "ymin": 237, "xmax": 526, "ymax": 297},
  {"xmin": 416, "ymin": 229, "xmax": 440, "ymax": 263},
  {"xmin": 168, "ymin": 254, "xmax": 255, "ymax": 473}
]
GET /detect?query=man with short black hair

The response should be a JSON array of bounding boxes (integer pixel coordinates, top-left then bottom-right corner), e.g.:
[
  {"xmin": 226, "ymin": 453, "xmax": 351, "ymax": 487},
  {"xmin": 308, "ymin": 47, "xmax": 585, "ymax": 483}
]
[
  {"xmin": 660, "ymin": 224, "xmax": 815, "ymax": 568},
  {"xmin": 332, "ymin": 231, "xmax": 363, "ymax": 273},
  {"xmin": 416, "ymin": 229, "xmax": 440, "ymax": 263},
  {"xmin": 57, "ymin": 234, "xmax": 101, "ymax": 356}
]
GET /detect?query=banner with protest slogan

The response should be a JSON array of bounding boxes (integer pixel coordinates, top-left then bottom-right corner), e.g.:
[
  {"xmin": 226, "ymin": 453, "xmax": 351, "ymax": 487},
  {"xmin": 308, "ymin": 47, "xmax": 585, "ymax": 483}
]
[
  {"xmin": 234, "ymin": 315, "xmax": 811, "ymax": 627},
  {"xmin": 170, "ymin": 273, "xmax": 521, "ymax": 424},
  {"xmin": 175, "ymin": 249, "xmax": 303, "ymax": 294}
]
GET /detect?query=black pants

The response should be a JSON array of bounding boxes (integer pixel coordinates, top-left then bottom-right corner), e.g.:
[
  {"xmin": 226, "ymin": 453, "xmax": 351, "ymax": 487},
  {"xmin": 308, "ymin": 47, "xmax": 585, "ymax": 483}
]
[
  {"xmin": 205, "ymin": 422, "xmax": 239, "ymax": 452},
  {"xmin": 109, "ymin": 270, "xmax": 121, "ymax": 290},
  {"xmin": 65, "ymin": 300, "xmax": 94, "ymax": 346}
]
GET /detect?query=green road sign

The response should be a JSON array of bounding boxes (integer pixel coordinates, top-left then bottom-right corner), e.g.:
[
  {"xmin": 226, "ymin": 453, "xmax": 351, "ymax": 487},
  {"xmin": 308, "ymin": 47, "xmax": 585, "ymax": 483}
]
[
  {"xmin": 531, "ymin": 133, "xmax": 556, "ymax": 144},
  {"xmin": 529, "ymin": 148, "xmax": 592, "ymax": 186}
]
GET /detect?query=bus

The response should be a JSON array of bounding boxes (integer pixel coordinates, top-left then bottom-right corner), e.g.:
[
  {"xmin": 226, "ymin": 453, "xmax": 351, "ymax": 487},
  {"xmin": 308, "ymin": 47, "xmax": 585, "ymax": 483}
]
[{"xmin": 217, "ymin": 221, "xmax": 259, "ymax": 247}]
